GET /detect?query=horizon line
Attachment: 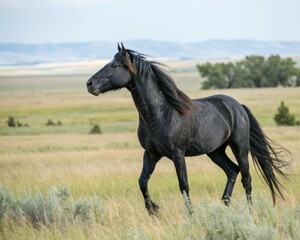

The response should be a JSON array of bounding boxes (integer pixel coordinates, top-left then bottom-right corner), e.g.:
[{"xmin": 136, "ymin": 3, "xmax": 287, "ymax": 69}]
[{"xmin": 1, "ymin": 38, "xmax": 300, "ymax": 45}]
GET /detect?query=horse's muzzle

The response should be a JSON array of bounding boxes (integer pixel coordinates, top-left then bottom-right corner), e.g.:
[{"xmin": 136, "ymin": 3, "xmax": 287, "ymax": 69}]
[
  {"xmin": 86, "ymin": 80, "xmax": 100, "ymax": 96},
  {"xmin": 86, "ymin": 79, "xmax": 93, "ymax": 88}
]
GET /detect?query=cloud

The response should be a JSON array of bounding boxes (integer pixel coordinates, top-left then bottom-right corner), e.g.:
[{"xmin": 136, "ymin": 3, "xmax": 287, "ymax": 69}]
[
  {"xmin": 0, "ymin": 0, "xmax": 111, "ymax": 8},
  {"xmin": 1, "ymin": 0, "xmax": 300, "ymax": 43}
]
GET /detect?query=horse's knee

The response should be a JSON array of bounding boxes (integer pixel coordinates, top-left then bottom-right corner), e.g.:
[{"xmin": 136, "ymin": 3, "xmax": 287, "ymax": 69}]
[
  {"xmin": 139, "ymin": 177, "xmax": 148, "ymax": 191},
  {"xmin": 228, "ymin": 167, "xmax": 239, "ymax": 182}
]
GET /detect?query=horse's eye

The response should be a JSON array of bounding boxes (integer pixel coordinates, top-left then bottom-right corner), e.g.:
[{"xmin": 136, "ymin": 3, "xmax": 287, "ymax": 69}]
[{"xmin": 111, "ymin": 62, "xmax": 118, "ymax": 68}]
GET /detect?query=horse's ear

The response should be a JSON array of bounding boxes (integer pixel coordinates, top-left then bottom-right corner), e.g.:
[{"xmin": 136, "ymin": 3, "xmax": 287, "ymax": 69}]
[
  {"xmin": 117, "ymin": 43, "xmax": 121, "ymax": 52},
  {"xmin": 121, "ymin": 42, "xmax": 126, "ymax": 56}
]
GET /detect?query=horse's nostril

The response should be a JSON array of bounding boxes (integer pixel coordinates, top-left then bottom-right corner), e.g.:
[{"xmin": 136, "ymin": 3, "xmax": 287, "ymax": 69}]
[{"xmin": 87, "ymin": 80, "xmax": 93, "ymax": 87}]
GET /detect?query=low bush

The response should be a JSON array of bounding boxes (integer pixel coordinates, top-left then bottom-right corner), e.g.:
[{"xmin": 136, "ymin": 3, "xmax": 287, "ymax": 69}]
[
  {"xmin": 0, "ymin": 185, "xmax": 104, "ymax": 230},
  {"xmin": 1, "ymin": 184, "xmax": 300, "ymax": 239},
  {"xmin": 274, "ymin": 101, "xmax": 300, "ymax": 126},
  {"xmin": 46, "ymin": 119, "xmax": 63, "ymax": 126},
  {"xmin": 6, "ymin": 116, "xmax": 29, "ymax": 128},
  {"xmin": 89, "ymin": 124, "xmax": 102, "ymax": 134}
]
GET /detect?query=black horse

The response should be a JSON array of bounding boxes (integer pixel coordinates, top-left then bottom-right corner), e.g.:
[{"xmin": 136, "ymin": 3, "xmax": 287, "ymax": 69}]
[{"xmin": 86, "ymin": 43, "xmax": 290, "ymax": 214}]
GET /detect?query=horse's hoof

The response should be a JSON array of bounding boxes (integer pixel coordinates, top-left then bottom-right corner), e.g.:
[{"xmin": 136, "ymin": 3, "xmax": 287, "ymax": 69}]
[
  {"xmin": 222, "ymin": 196, "xmax": 231, "ymax": 206},
  {"xmin": 222, "ymin": 199, "xmax": 230, "ymax": 206},
  {"xmin": 146, "ymin": 202, "xmax": 160, "ymax": 215},
  {"xmin": 152, "ymin": 202, "xmax": 159, "ymax": 212}
]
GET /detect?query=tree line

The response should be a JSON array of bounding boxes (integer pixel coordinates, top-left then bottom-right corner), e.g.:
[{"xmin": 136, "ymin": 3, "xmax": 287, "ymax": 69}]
[{"xmin": 197, "ymin": 55, "xmax": 300, "ymax": 89}]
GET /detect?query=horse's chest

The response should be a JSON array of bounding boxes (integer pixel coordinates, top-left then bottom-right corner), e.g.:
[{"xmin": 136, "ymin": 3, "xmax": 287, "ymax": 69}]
[
  {"xmin": 143, "ymin": 135, "xmax": 172, "ymax": 155},
  {"xmin": 138, "ymin": 120, "xmax": 187, "ymax": 157}
]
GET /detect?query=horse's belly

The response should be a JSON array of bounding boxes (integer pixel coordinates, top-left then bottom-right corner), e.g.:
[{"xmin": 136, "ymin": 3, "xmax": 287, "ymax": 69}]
[
  {"xmin": 186, "ymin": 128, "xmax": 230, "ymax": 156},
  {"xmin": 185, "ymin": 144, "xmax": 206, "ymax": 156}
]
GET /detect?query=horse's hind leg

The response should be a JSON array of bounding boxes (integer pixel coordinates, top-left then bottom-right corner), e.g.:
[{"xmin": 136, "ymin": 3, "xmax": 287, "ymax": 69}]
[
  {"xmin": 207, "ymin": 145, "xmax": 240, "ymax": 206},
  {"xmin": 230, "ymin": 141, "xmax": 252, "ymax": 206}
]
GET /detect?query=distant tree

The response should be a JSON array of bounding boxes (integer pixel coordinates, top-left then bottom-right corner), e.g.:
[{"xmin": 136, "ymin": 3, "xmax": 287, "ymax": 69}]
[
  {"xmin": 274, "ymin": 101, "xmax": 296, "ymax": 126},
  {"xmin": 280, "ymin": 57, "xmax": 298, "ymax": 86},
  {"xmin": 197, "ymin": 55, "xmax": 299, "ymax": 89},
  {"xmin": 220, "ymin": 62, "xmax": 235, "ymax": 88},
  {"xmin": 265, "ymin": 55, "xmax": 298, "ymax": 87},
  {"xmin": 228, "ymin": 61, "xmax": 253, "ymax": 88},
  {"xmin": 242, "ymin": 56, "xmax": 267, "ymax": 88},
  {"xmin": 296, "ymin": 69, "xmax": 300, "ymax": 86},
  {"xmin": 197, "ymin": 63, "xmax": 227, "ymax": 89},
  {"xmin": 198, "ymin": 61, "xmax": 254, "ymax": 89},
  {"xmin": 264, "ymin": 55, "xmax": 282, "ymax": 87}
]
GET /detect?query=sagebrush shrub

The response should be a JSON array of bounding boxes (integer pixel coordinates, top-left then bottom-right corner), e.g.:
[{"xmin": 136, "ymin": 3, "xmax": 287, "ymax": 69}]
[
  {"xmin": 0, "ymin": 184, "xmax": 104, "ymax": 230},
  {"xmin": 90, "ymin": 124, "xmax": 102, "ymax": 134}
]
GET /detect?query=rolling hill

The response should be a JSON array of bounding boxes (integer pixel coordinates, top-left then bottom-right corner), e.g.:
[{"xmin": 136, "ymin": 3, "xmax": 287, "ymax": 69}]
[{"xmin": 1, "ymin": 39, "xmax": 300, "ymax": 66}]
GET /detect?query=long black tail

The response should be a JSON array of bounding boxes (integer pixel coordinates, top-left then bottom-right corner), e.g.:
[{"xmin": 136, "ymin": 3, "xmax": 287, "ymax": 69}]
[{"xmin": 242, "ymin": 105, "xmax": 291, "ymax": 205}]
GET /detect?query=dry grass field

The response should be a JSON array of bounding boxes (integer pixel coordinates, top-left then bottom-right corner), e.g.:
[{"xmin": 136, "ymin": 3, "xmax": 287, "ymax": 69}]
[{"xmin": 0, "ymin": 61, "xmax": 300, "ymax": 239}]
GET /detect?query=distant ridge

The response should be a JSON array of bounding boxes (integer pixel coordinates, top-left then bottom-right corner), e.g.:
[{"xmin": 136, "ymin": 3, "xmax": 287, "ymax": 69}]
[{"xmin": 1, "ymin": 39, "xmax": 300, "ymax": 66}]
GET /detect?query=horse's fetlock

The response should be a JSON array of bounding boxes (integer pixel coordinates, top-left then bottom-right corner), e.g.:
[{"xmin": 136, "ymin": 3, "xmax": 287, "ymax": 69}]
[{"xmin": 146, "ymin": 201, "xmax": 159, "ymax": 215}]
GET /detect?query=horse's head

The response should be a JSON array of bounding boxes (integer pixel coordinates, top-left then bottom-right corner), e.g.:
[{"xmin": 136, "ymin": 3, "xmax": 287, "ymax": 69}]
[{"xmin": 86, "ymin": 43, "xmax": 136, "ymax": 95}]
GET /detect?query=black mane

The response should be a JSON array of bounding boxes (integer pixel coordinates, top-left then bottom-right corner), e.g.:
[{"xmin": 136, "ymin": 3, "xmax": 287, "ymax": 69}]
[{"xmin": 116, "ymin": 50, "xmax": 192, "ymax": 115}]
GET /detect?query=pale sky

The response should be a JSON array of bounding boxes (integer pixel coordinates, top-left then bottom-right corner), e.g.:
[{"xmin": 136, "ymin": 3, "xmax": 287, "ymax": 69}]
[{"xmin": 0, "ymin": 0, "xmax": 300, "ymax": 43}]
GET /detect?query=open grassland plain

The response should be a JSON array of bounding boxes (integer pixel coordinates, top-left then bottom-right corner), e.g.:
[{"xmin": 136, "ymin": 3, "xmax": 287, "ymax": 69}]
[{"xmin": 0, "ymin": 62, "xmax": 300, "ymax": 239}]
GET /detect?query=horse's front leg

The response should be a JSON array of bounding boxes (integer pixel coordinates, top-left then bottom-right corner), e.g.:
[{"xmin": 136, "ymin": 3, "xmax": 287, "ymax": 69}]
[
  {"xmin": 173, "ymin": 149, "xmax": 193, "ymax": 214},
  {"xmin": 139, "ymin": 151, "xmax": 161, "ymax": 215}
]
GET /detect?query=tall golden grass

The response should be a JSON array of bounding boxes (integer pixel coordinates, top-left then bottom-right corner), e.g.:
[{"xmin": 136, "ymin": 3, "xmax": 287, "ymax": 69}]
[{"xmin": 0, "ymin": 65, "xmax": 299, "ymax": 239}]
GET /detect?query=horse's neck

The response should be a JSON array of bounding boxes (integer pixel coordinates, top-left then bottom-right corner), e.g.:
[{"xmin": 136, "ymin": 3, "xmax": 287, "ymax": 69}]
[{"xmin": 130, "ymin": 77, "xmax": 168, "ymax": 125}]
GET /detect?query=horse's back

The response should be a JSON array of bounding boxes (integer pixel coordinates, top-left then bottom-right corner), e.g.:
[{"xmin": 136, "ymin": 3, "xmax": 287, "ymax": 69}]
[
  {"xmin": 195, "ymin": 94, "xmax": 242, "ymax": 107},
  {"xmin": 194, "ymin": 94, "xmax": 248, "ymax": 121}
]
